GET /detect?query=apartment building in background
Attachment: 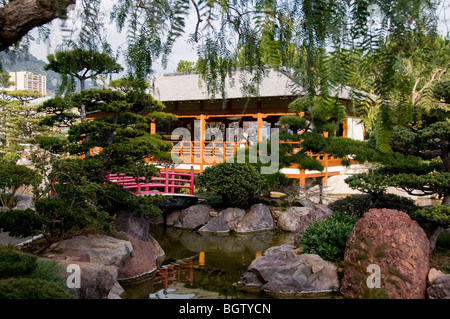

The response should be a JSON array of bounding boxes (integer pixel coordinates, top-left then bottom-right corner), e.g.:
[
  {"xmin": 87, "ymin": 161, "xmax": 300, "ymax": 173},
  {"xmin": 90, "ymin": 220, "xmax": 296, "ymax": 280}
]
[{"xmin": 8, "ymin": 71, "xmax": 47, "ymax": 96}]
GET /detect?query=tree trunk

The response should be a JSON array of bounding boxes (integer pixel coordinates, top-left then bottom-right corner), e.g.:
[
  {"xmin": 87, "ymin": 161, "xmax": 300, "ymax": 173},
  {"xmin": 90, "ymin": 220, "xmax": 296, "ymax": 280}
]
[
  {"xmin": 80, "ymin": 78, "xmax": 86, "ymax": 122},
  {"xmin": 419, "ymin": 220, "xmax": 444, "ymax": 253},
  {"xmin": 0, "ymin": 0, "xmax": 76, "ymax": 51},
  {"xmin": 443, "ymin": 194, "xmax": 450, "ymax": 205}
]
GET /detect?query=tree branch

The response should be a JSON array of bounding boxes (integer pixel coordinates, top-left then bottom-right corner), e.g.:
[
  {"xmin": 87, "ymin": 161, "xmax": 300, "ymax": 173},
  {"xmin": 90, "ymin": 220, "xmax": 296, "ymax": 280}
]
[
  {"xmin": 412, "ymin": 65, "xmax": 449, "ymax": 105},
  {"xmin": 0, "ymin": 0, "xmax": 76, "ymax": 51},
  {"xmin": 190, "ymin": 0, "xmax": 203, "ymax": 43}
]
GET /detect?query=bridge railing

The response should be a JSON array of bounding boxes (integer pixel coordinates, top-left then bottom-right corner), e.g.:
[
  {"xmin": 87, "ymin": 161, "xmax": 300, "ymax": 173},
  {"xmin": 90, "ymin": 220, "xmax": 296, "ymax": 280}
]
[{"xmin": 106, "ymin": 167, "xmax": 195, "ymax": 195}]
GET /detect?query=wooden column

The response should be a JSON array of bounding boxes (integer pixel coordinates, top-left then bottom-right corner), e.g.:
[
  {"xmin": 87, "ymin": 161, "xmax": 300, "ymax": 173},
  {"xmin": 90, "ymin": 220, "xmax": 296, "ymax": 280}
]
[
  {"xmin": 343, "ymin": 118, "xmax": 348, "ymax": 138},
  {"xmin": 150, "ymin": 122, "xmax": 156, "ymax": 135},
  {"xmin": 257, "ymin": 112, "xmax": 264, "ymax": 142}
]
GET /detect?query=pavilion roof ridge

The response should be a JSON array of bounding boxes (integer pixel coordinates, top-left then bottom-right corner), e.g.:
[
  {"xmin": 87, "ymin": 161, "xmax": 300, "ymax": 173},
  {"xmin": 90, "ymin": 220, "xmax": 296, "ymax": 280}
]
[{"xmin": 148, "ymin": 67, "xmax": 374, "ymax": 102}]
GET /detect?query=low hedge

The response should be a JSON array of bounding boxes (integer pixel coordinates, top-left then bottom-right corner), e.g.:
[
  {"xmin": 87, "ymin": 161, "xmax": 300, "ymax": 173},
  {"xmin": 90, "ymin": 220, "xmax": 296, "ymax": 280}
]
[
  {"xmin": 0, "ymin": 278, "xmax": 71, "ymax": 299},
  {"xmin": 0, "ymin": 248, "xmax": 37, "ymax": 279}
]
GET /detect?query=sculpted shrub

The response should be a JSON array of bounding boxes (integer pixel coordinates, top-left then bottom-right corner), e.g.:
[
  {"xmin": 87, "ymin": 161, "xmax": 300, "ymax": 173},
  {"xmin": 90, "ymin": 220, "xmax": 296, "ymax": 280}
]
[
  {"xmin": 328, "ymin": 193, "xmax": 416, "ymax": 218},
  {"xmin": 196, "ymin": 163, "xmax": 268, "ymax": 205}
]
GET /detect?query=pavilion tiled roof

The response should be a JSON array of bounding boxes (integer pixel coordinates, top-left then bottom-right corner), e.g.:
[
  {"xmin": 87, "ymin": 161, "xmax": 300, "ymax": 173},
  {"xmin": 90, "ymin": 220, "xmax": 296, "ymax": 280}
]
[{"xmin": 148, "ymin": 68, "xmax": 362, "ymax": 102}]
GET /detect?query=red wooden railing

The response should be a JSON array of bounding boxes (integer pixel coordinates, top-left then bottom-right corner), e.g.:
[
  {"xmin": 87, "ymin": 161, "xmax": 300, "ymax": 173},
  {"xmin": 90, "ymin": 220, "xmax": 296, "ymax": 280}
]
[{"xmin": 105, "ymin": 167, "xmax": 195, "ymax": 195}]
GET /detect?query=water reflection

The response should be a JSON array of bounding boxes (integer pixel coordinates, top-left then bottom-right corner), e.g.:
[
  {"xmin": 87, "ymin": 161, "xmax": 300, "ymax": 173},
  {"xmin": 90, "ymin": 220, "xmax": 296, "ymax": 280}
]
[{"xmin": 121, "ymin": 226, "xmax": 295, "ymax": 299}]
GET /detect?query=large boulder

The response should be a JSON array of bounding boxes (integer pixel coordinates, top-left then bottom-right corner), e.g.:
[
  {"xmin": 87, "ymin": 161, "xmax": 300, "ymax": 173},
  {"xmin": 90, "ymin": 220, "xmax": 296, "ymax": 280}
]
[
  {"xmin": 235, "ymin": 204, "xmax": 274, "ymax": 234},
  {"xmin": 218, "ymin": 208, "xmax": 246, "ymax": 231},
  {"xmin": 114, "ymin": 210, "xmax": 151, "ymax": 241},
  {"xmin": 278, "ymin": 207, "xmax": 314, "ymax": 232},
  {"xmin": 427, "ymin": 275, "xmax": 450, "ymax": 299},
  {"xmin": 278, "ymin": 204, "xmax": 333, "ymax": 233},
  {"xmin": 235, "ymin": 250, "xmax": 339, "ymax": 296},
  {"xmin": 117, "ymin": 232, "xmax": 164, "ymax": 280},
  {"xmin": 340, "ymin": 209, "xmax": 430, "ymax": 299},
  {"xmin": 174, "ymin": 204, "xmax": 213, "ymax": 229},
  {"xmin": 114, "ymin": 210, "xmax": 165, "ymax": 280},
  {"xmin": 58, "ymin": 260, "xmax": 118, "ymax": 299},
  {"xmin": 198, "ymin": 217, "xmax": 230, "ymax": 234},
  {"xmin": 47, "ymin": 235, "xmax": 132, "ymax": 267}
]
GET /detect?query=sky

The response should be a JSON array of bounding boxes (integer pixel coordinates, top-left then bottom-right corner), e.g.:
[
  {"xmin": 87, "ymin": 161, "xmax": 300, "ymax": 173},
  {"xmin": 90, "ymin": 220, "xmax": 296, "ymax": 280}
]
[
  {"xmin": 28, "ymin": 0, "xmax": 450, "ymax": 76},
  {"xmin": 29, "ymin": 0, "xmax": 199, "ymax": 75}
]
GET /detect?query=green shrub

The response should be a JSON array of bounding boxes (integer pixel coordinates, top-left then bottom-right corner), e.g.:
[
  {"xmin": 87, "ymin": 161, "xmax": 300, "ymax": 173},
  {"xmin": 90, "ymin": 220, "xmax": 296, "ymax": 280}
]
[
  {"xmin": 26, "ymin": 259, "xmax": 67, "ymax": 288},
  {"xmin": 0, "ymin": 163, "xmax": 40, "ymax": 208},
  {"xmin": 299, "ymin": 212, "xmax": 358, "ymax": 262},
  {"xmin": 0, "ymin": 208, "xmax": 43, "ymax": 238},
  {"xmin": 196, "ymin": 163, "xmax": 269, "ymax": 205},
  {"xmin": 328, "ymin": 193, "xmax": 416, "ymax": 218},
  {"xmin": 0, "ymin": 278, "xmax": 71, "ymax": 299},
  {"xmin": 410, "ymin": 205, "xmax": 450, "ymax": 227},
  {"xmin": 0, "ymin": 153, "xmax": 20, "ymax": 165},
  {"xmin": 0, "ymin": 248, "xmax": 38, "ymax": 279}
]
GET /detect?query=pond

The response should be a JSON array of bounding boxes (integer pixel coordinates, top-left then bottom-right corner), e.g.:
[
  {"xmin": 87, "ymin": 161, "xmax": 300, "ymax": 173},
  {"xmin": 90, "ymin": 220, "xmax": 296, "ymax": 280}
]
[{"xmin": 120, "ymin": 225, "xmax": 296, "ymax": 299}]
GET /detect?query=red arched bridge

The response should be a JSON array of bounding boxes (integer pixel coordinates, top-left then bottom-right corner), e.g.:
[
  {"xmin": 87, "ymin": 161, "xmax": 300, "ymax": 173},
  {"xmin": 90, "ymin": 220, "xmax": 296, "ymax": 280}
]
[{"xmin": 105, "ymin": 167, "xmax": 198, "ymax": 207}]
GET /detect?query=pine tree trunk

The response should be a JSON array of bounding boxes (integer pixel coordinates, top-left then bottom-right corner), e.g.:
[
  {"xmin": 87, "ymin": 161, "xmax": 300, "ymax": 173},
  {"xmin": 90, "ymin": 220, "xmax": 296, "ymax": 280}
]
[
  {"xmin": 419, "ymin": 220, "xmax": 443, "ymax": 253},
  {"xmin": 442, "ymin": 194, "xmax": 450, "ymax": 205},
  {"xmin": 80, "ymin": 79, "xmax": 86, "ymax": 122}
]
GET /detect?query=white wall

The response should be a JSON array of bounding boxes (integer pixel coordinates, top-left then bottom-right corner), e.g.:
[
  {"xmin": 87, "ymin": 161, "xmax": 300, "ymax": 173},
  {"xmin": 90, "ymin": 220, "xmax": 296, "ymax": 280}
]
[{"xmin": 347, "ymin": 116, "xmax": 365, "ymax": 141}]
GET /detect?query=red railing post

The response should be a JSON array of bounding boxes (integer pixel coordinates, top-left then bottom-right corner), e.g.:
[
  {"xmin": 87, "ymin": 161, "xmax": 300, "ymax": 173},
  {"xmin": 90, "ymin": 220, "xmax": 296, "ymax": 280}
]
[
  {"xmin": 136, "ymin": 176, "xmax": 141, "ymax": 195},
  {"xmin": 164, "ymin": 166, "xmax": 169, "ymax": 193},
  {"xmin": 190, "ymin": 166, "xmax": 195, "ymax": 195}
]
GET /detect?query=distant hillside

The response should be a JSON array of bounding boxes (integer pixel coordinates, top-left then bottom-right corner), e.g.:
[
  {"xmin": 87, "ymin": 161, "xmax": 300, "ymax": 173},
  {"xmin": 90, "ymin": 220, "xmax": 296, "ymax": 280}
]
[{"xmin": 0, "ymin": 51, "xmax": 61, "ymax": 97}]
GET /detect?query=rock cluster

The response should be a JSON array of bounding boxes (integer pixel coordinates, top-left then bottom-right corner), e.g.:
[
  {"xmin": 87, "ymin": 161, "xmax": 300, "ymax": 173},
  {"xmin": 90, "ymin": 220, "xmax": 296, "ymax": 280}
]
[
  {"xmin": 168, "ymin": 203, "xmax": 275, "ymax": 234},
  {"xmin": 427, "ymin": 268, "xmax": 450, "ymax": 299},
  {"xmin": 235, "ymin": 248, "xmax": 340, "ymax": 296},
  {"xmin": 164, "ymin": 202, "xmax": 333, "ymax": 236}
]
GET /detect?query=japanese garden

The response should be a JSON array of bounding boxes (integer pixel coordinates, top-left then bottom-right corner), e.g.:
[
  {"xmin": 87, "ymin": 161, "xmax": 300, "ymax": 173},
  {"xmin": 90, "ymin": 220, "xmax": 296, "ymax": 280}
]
[{"xmin": 0, "ymin": 0, "xmax": 449, "ymax": 301}]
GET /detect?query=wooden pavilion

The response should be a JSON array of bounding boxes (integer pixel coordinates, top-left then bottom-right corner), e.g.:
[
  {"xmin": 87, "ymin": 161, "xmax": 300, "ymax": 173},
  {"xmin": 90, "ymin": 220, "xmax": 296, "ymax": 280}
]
[{"xmin": 147, "ymin": 68, "xmax": 366, "ymax": 186}]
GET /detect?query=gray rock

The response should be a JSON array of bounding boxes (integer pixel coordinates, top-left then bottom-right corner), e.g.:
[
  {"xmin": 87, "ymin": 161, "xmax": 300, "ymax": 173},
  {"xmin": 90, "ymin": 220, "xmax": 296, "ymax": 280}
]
[
  {"xmin": 198, "ymin": 217, "xmax": 230, "ymax": 234},
  {"xmin": 219, "ymin": 208, "xmax": 246, "ymax": 230},
  {"xmin": 174, "ymin": 204, "xmax": 213, "ymax": 229},
  {"xmin": 114, "ymin": 210, "xmax": 151, "ymax": 241},
  {"xmin": 107, "ymin": 281, "xmax": 125, "ymax": 299},
  {"xmin": 13, "ymin": 194, "xmax": 35, "ymax": 211},
  {"xmin": 0, "ymin": 206, "xmax": 10, "ymax": 212},
  {"xmin": 235, "ymin": 204, "xmax": 274, "ymax": 234},
  {"xmin": 148, "ymin": 214, "xmax": 165, "ymax": 225},
  {"xmin": 58, "ymin": 260, "xmax": 118, "ymax": 299},
  {"xmin": 236, "ymin": 252, "xmax": 339, "ymax": 296},
  {"xmin": 166, "ymin": 210, "xmax": 182, "ymax": 226},
  {"xmin": 117, "ymin": 232, "xmax": 164, "ymax": 281},
  {"xmin": 298, "ymin": 199, "xmax": 315, "ymax": 208},
  {"xmin": 278, "ymin": 207, "xmax": 314, "ymax": 232},
  {"xmin": 292, "ymin": 205, "xmax": 334, "ymax": 241},
  {"xmin": 48, "ymin": 235, "xmax": 133, "ymax": 267},
  {"xmin": 264, "ymin": 245, "xmax": 297, "ymax": 256},
  {"xmin": 427, "ymin": 275, "xmax": 450, "ymax": 299},
  {"xmin": 314, "ymin": 204, "xmax": 334, "ymax": 218}
]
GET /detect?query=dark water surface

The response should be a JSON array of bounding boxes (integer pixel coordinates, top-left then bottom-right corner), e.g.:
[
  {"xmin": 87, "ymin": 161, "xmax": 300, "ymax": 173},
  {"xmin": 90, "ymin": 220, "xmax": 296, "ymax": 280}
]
[{"xmin": 121, "ymin": 225, "xmax": 296, "ymax": 299}]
